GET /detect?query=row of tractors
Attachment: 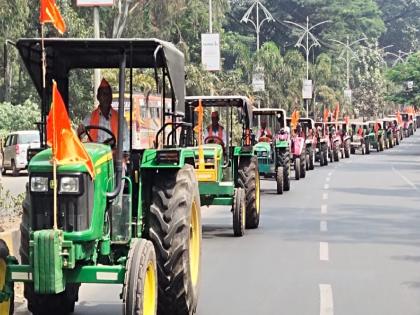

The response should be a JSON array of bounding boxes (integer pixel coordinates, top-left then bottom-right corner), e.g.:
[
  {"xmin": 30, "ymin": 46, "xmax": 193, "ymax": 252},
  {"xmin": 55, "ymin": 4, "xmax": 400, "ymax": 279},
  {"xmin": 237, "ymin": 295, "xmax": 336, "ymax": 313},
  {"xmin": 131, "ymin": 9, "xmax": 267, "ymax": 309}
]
[
  {"xmin": 0, "ymin": 37, "xmax": 417, "ymax": 315},
  {"xmin": 253, "ymin": 108, "xmax": 418, "ymax": 194}
]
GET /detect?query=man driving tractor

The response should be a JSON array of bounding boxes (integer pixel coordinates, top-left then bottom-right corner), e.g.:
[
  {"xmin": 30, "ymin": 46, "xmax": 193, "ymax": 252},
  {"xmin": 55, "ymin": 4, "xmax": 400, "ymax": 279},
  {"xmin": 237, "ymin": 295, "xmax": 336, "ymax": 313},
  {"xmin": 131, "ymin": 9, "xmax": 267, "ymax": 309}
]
[
  {"xmin": 205, "ymin": 111, "xmax": 227, "ymax": 146},
  {"xmin": 78, "ymin": 78, "xmax": 129, "ymax": 151},
  {"xmin": 258, "ymin": 119, "xmax": 273, "ymax": 140}
]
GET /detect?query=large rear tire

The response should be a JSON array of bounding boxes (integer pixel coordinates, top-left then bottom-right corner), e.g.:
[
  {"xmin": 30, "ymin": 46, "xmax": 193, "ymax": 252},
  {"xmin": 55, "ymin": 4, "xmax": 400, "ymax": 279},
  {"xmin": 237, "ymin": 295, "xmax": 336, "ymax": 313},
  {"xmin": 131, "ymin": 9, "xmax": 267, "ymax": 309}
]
[
  {"xmin": 365, "ymin": 140, "xmax": 370, "ymax": 154},
  {"xmin": 0, "ymin": 239, "xmax": 13, "ymax": 315},
  {"xmin": 20, "ymin": 189, "xmax": 79, "ymax": 315},
  {"xmin": 123, "ymin": 239, "xmax": 157, "ymax": 315},
  {"xmin": 344, "ymin": 141, "xmax": 350, "ymax": 158},
  {"xmin": 147, "ymin": 165, "xmax": 201, "ymax": 315},
  {"xmin": 322, "ymin": 144, "xmax": 328, "ymax": 166},
  {"xmin": 232, "ymin": 188, "xmax": 246, "ymax": 237},
  {"xmin": 308, "ymin": 147, "xmax": 315, "ymax": 170},
  {"xmin": 279, "ymin": 150, "xmax": 290, "ymax": 191},
  {"xmin": 238, "ymin": 157, "xmax": 260, "ymax": 229},
  {"xmin": 333, "ymin": 143, "xmax": 339, "ymax": 162},
  {"xmin": 276, "ymin": 167, "xmax": 284, "ymax": 195},
  {"xmin": 300, "ymin": 154, "xmax": 306, "ymax": 178}
]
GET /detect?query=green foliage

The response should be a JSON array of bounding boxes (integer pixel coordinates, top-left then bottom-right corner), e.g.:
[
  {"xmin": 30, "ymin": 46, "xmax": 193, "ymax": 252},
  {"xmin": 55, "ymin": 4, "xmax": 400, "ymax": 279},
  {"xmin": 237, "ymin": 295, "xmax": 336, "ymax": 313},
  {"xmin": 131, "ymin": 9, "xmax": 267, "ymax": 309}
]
[
  {"xmin": 0, "ymin": 100, "xmax": 40, "ymax": 139},
  {"xmin": 387, "ymin": 52, "xmax": 420, "ymax": 107}
]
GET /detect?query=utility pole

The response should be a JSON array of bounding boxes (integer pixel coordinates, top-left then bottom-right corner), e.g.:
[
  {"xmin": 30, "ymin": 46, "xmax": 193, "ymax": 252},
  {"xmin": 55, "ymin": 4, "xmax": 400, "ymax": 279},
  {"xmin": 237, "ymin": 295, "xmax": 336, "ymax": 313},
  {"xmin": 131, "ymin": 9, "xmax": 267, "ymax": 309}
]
[
  {"xmin": 284, "ymin": 16, "xmax": 330, "ymax": 118},
  {"xmin": 209, "ymin": 0, "xmax": 213, "ymax": 33},
  {"xmin": 93, "ymin": 7, "xmax": 101, "ymax": 98}
]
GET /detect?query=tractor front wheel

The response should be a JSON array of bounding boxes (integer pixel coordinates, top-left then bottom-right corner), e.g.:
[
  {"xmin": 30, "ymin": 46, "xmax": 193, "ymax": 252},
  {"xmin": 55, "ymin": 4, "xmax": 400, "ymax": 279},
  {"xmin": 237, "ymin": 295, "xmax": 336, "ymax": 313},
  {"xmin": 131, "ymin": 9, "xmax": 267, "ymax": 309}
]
[
  {"xmin": 300, "ymin": 154, "xmax": 306, "ymax": 178},
  {"xmin": 322, "ymin": 144, "xmax": 329, "ymax": 166},
  {"xmin": 232, "ymin": 188, "xmax": 246, "ymax": 237},
  {"xmin": 295, "ymin": 158, "xmax": 301, "ymax": 180},
  {"xmin": 123, "ymin": 239, "xmax": 157, "ymax": 315},
  {"xmin": 333, "ymin": 144, "xmax": 339, "ymax": 162},
  {"xmin": 147, "ymin": 165, "xmax": 201, "ymax": 315},
  {"xmin": 238, "ymin": 157, "xmax": 261, "ymax": 229},
  {"xmin": 276, "ymin": 167, "xmax": 284, "ymax": 195},
  {"xmin": 344, "ymin": 141, "xmax": 350, "ymax": 158},
  {"xmin": 308, "ymin": 147, "xmax": 315, "ymax": 170}
]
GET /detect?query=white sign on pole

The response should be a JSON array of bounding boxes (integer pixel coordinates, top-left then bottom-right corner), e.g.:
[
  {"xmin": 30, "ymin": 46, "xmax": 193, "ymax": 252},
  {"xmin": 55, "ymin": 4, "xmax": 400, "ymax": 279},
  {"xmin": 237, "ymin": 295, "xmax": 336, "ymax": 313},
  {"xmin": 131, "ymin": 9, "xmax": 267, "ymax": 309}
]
[
  {"xmin": 201, "ymin": 33, "xmax": 220, "ymax": 71},
  {"xmin": 302, "ymin": 80, "xmax": 313, "ymax": 99},
  {"xmin": 77, "ymin": 0, "xmax": 114, "ymax": 7},
  {"xmin": 344, "ymin": 89, "xmax": 352, "ymax": 101},
  {"xmin": 252, "ymin": 71, "xmax": 265, "ymax": 92}
]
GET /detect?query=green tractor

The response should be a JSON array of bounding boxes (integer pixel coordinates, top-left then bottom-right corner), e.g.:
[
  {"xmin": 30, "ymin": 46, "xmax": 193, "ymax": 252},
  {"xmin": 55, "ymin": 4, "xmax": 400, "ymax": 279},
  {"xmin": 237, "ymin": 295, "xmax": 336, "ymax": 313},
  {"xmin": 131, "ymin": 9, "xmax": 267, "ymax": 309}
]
[
  {"xmin": 0, "ymin": 39, "xmax": 202, "ymax": 315},
  {"xmin": 184, "ymin": 96, "xmax": 261, "ymax": 236},
  {"xmin": 252, "ymin": 108, "xmax": 290, "ymax": 194},
  {"xmin": 366, "ymin": 121, "xmax": 385, "ymax": 152},
  {"xmin": 350, "ymin": 122, "xmax": 370, "ymax": 155}
]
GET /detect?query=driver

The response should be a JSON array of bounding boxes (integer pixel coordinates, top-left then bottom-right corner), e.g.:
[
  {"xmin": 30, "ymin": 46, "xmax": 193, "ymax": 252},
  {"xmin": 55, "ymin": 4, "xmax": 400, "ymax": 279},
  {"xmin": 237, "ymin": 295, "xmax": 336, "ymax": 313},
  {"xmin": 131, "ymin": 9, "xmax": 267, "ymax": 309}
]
[
  {"xmin": 78, "ymin": 78, "xmax": 129, "ymax": 151},
  {"xmin": 259, "ymin": 120, "xmax": 272, "ymax": 140},
  {"xmin": 204, "ymin": 111, "xmax": 227, "ymax": 146}
]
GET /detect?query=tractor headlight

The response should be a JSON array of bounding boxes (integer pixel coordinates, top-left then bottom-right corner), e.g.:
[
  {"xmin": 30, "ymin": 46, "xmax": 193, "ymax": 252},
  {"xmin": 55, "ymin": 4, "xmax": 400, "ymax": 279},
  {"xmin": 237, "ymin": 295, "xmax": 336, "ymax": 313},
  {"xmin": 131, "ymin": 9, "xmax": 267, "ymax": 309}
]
[
  {"xmin": 30, "ymin": 177, "xmax": 49, "ymax": 192},
  {"xmin": 60, "ymin": 177, "xmax": 80, "ymax": 193},
  {"xmin": 260, "ymin": 151, "xmax": 268, "ymax": 157}
]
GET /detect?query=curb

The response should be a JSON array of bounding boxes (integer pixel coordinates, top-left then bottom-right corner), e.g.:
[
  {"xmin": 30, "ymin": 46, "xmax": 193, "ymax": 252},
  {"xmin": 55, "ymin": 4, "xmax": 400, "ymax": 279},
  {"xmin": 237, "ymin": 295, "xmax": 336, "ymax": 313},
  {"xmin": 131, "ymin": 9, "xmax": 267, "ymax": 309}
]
[{"xmin": 0, "ymin": 228, "xmax": 20, "ymax": 260}]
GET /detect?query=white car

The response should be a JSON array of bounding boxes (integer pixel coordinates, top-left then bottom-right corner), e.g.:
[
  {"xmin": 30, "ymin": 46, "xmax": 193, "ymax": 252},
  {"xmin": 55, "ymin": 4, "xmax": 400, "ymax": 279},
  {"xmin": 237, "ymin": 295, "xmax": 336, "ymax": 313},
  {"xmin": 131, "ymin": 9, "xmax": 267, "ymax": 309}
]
[{"xmin": 1, "ymin": 130, "xmax": 40, "ymax": 176}]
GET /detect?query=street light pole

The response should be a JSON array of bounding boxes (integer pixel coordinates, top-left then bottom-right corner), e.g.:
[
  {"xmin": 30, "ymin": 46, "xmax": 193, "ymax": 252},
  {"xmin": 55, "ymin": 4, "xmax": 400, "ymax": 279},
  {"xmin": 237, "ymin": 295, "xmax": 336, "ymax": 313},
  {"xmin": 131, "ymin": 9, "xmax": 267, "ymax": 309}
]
[
  {"xmin": 209, "ymin": 0, "xmax": 212, "ymax": 33},
  {"xmin": 284, "ymin": 16, "xmax": 331, "ymax": 118}
]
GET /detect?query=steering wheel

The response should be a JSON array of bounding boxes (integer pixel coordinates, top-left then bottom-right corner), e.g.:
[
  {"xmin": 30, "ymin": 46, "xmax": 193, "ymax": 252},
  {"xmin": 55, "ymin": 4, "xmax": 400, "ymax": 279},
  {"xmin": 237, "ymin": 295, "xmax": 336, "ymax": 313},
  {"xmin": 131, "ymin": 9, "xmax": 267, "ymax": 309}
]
[
  {"xmin": 79, "ymin": 125, "xmax": 116, "ymax": 148},
  {"xmin": 204, "ymin": 135, "xmax": 225, "ymax": 150}
]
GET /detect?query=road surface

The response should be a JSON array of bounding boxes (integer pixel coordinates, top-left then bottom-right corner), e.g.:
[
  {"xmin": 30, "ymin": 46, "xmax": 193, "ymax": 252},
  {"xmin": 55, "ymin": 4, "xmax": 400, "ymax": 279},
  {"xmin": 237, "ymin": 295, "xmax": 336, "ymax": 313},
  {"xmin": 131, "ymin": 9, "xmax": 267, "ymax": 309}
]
[{"xmin": 13, "ymin": 132, "xmax": 420, "ymax": 315}]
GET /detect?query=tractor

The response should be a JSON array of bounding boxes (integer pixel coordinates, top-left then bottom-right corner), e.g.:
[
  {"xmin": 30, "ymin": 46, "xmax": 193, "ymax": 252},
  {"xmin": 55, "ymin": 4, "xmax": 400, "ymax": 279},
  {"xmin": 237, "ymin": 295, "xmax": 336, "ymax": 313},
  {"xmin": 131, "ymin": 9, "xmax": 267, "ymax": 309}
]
[
  {"xmin": 0, "ymin": 38, "xmax": 202, "ymax": 315},
  {"xmin": 184, "ymin": 96, "xmax": 261, "ymax": 236},
  {"xmin": 298, "ymin": 118, "xmax": 317, "ymax": 171},
  {"xmin": 381, "ymin": 118, "xmax": 399, "ymax": 148},
  {"xmin": 350, "ymin": 122, "xmax": 370, "ymax": 155},
  {"xmin": 401, "ymin": 113, "xmax": 414, "ymax": 137},
  {"xmin": 314, "ymin": 122, "xmax": 330, "ymax": 167},
  {"xmin": 286, "ymin": 118, "xmax": 307, "ymax": 180},
  {"xmin": 323, "ymin": 122, "xmax": 343, "ymax": 162},
  {"xmin": 367, "ymin": 121, "xmax": 385, "ymax": 152},
  {"xmin": 252, "ymin": 108, "xmax": 290, "ymax": 194}
]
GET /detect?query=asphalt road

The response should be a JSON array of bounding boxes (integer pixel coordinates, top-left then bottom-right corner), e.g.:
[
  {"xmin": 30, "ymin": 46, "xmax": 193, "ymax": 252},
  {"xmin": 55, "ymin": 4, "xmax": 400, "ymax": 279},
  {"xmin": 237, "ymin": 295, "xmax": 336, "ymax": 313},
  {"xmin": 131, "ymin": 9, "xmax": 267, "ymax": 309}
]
[
  {"xmin": 13, "ymin": 132, "xmax": 420, "ymax": 315},
  {"xmin": 0, "ymin": 171, "xmax": 28, "ymax": 196}
]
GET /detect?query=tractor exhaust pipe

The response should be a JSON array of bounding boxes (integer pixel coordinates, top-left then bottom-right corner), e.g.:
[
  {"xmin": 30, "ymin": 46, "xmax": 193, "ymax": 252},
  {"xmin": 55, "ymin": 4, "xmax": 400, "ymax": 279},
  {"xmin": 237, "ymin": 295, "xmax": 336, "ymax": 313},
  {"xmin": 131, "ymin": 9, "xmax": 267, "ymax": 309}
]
[{"xmin": 107, "ymin": 51, "xmax": 126, "ymax": 200}]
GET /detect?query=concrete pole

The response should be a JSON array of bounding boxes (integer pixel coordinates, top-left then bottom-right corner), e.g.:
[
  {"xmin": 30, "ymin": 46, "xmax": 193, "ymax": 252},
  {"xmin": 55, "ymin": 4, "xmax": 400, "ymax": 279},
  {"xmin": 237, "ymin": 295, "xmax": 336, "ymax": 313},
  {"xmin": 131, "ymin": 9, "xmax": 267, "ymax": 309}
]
[
  {"xmin": 209, "ymin": 0, "xmax": 213, "ymax": 33},
  {"xmin": 93, "ymin": 7, "xmax": 101, "ymax": 100}
]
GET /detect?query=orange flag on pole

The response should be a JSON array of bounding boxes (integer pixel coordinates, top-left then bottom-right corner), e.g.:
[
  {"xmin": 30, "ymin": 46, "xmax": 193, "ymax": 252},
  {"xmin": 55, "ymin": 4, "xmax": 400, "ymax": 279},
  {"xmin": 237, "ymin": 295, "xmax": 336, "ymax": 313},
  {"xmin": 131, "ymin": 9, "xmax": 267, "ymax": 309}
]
[
  {"xmin": 397, "ymin": 110, "xmax": 403, "ymax": 125},
  {"xmin": 291, "ymin": 110, "xmax": 300, "ymax": 130},
  {"xmin": 47, "ymin": 81, "xmax": 95, "ymax": 178},
  {"xmin": 40, "ymin": 0, "xmax": 66, "ymax": 34},
  {"xmin": 323, "ymin": 108, "xmax": 330, "ymax": 123},
  {"xmin": 333, "ymin": 103, "xmax": 340, "ymax": 121}
]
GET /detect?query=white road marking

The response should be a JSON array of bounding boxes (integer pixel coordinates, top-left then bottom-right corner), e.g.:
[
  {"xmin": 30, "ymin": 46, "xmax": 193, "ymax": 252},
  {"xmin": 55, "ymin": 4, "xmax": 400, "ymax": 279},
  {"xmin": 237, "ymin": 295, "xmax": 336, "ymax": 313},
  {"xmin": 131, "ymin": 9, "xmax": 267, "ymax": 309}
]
[
  {"xmin": 328, "ymin": 172, "xmax": 333, "ymax": 176},
  {"xmin": 324, "ymin": 184, "xmax": 330, "ymax": 190},
  {"xmin": 320, "ymin": 220, "xmax": 328, "ymax": 232},
  {"xmin": 321, "ymin": 204, "xmax": 328, "ymax": 214},
  {"xmin": 320, "ymin": 242, "xmax": 329, "ymax": 261},
  {"xmin": 322, "ymin": 193, "xmax": 328, "ymax": 200},
  {"xmin": 326, "ymin": 177, "xmax": 331, "ymax": 182},
  {"xmin": 392, "ymin": 166, "xmax": 419, "ymax": 191},
  {"xmin": 319, "ymin": 284, "xmax": 334, "ymax": 315}
]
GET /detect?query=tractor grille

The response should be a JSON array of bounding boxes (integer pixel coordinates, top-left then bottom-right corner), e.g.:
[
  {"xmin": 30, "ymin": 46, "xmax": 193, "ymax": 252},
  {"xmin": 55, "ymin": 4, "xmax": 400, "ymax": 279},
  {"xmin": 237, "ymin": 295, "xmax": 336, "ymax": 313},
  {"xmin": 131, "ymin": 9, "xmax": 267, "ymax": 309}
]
[{"xmin": 30, "ymin": 173, "xmax": 94, "ymax": 232}]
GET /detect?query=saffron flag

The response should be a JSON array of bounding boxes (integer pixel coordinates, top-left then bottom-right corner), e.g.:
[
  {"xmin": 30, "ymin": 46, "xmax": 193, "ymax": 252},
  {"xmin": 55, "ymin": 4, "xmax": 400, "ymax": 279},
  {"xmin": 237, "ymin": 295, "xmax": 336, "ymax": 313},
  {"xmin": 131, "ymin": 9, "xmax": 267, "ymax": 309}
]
[
  {"xmin": 47, "ymin": 81, "xmax": 95, "ymax": 178},
  {"xmin": 40, "ymin": 0, "xmax": 66, "ymax": 34},
  {"xmin": 333, "ymin": 103, "xmax": 340, "ymax": 121},
  {"xmin": 344, "ymin": 116, "xmax": 350, "ymax": 126},
  {"xmin": 397, "ymin": 111, "xmax": 403, "ymax": 125},
  {"xmin": 291, "ymin": 110, "xmax": 300, "ymax": 131},
  {"xmin": 323, "ymin": 108, "xmax": 330, "ymax": 123}
]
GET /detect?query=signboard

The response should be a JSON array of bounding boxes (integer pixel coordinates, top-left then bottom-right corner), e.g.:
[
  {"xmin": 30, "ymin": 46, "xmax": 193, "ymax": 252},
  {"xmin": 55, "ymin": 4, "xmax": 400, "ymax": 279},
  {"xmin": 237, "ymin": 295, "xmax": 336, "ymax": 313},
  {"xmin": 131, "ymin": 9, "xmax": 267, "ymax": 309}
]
[
  {"xmin": 302, "ymin": 80, "xmax": 313, "ymax": 99},
  {"xmin": 201, "ymin": 33, "xmax": 220, "ymax": 71},
  {"xmin": 77, "ymin": 0, "xmax": 114, "ymax": 7},
  {"xmin": 252, "ymin": 71, "xmax": 265, "ymax": 92}
]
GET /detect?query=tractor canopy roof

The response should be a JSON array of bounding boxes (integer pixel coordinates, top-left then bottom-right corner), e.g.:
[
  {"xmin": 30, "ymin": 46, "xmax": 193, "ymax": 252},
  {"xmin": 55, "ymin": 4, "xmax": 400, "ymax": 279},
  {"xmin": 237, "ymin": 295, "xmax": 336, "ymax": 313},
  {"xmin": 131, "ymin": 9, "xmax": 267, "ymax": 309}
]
[
  {"xmin": 185, "ymin": 96, "xmax": 253, "ymax": 128},
  {"xmin": 253, "ymin": 108, "xmax": 286, "ymax": 116},
  {"xmin": 17, "ymin": 38, "xmax": 185, "ymax": 109}
]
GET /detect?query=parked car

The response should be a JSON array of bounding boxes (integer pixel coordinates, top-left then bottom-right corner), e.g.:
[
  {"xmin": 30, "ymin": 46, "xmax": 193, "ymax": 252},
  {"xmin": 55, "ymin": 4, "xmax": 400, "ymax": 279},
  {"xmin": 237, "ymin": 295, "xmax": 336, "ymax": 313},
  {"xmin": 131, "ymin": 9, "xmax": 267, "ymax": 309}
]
[{"xmin": 1, "ymin": 130, "xmax": 40, "ymax": 176}]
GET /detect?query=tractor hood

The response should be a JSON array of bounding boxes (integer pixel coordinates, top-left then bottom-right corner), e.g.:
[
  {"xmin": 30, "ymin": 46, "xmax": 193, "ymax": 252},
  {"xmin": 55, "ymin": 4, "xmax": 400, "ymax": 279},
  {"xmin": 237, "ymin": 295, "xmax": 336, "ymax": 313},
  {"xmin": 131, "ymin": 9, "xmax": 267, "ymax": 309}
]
[
  {"xmin": 28, "ymin": 143, "xmax": 112, "ymax": 174},
  {"xmin": 254, "ymin": 142, "xmax": 271, "ymax": 152}
]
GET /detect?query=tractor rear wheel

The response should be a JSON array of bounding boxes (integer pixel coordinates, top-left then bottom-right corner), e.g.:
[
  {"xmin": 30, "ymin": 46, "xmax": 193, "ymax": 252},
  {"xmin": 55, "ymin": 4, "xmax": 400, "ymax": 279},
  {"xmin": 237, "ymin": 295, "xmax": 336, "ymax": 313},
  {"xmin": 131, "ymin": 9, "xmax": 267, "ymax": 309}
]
[
  {"xmin": 276, "ymin": 167, "xmax": 284, "ymax": 194},
  {"xmin": 123, "ymin": 239, "xmax": 157, "ymax": 315},
  {"xmin": 295, "ymin": 158, "xmax": 301, "ymax": 180},
  {"xmin": 0, "ymin": 239, "xmax": 13, "ymax": 315},
  {"xmin": 279, "ymin": 150, "xmax": 290, "ymax": 191},
  {"xmin": 20, "ymin": 191, "xmax": 79, "ymax": 315},
  {"xmin": 238, "ymin": 157, "xmax": 260, "ymax": 229},
  {"xmin": 365, "ymin": 140, "xmax": 370, "ymax": 154},
  {"xmin": 350, "ymin": 147, "xmax": 355, "ymax": 154},
  {"xmin": 300, "ymin": 154, "xmax": 306, "ymax": 178},
  {"xmin": 319, "ymin": 148, "xmax": 325, "ymax": 166},
  {"xmin": 305, "ymin": 153, "xmax": 310, "ymax": 171},
  {"xmin": 232, "ymin": 188, "xmax": 246, "ymax": 237},
  {"xmin": 308, "ymin": 147, "xmax": 315, "ymax": 170},
  {"xmin": 333, "ymin": 144, "xmax": 339, "ymax": 162},
  {"xmin": 147, "ymin": 165, "xmax": 201, "ymax": 315}
]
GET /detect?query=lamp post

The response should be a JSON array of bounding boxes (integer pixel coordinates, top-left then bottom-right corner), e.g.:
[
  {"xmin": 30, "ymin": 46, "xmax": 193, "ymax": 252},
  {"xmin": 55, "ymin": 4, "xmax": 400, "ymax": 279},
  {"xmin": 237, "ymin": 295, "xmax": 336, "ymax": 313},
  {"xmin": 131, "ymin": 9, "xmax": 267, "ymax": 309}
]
[
  {"xmin": 385, "ymin": 50, "xmax": 412, "ymax": 66},
  {"xmin": 241, "ymin": 1, "xmax": 274, "ymax": 125},
  {"xmin": 284, "ymin": 16, "xmax": 331, "ymax": 118}
]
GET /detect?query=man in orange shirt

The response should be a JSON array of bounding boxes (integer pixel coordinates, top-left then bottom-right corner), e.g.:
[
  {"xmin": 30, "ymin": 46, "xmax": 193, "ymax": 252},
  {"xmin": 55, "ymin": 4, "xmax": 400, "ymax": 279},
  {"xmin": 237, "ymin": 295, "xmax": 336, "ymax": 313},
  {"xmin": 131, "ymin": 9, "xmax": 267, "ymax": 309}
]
[{"xmin": 78, "ymin": 78, "xmax": 129, "ymax": 150}]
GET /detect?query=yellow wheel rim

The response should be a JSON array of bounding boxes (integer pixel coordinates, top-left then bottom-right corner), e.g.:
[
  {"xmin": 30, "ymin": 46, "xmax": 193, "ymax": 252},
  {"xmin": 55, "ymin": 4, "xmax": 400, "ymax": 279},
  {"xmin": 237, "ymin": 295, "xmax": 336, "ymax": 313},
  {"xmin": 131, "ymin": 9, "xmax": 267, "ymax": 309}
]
[
  {"xmin": 189, "ymin": 200, "xmax": 201, "ymax": 287},
  {"xmin": 256, "ymin": 172, "xmax": 261, "ymax": 214},
  {"xmin": 0, "ymin": 259, "xmax": 11, "ymax": 315},
  {"xmin": 143, "ymin": 261, "xmax": 156, "ymax": 315}
]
